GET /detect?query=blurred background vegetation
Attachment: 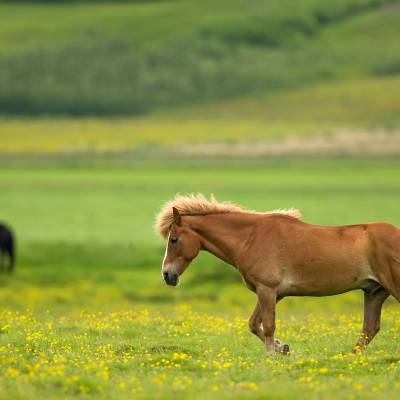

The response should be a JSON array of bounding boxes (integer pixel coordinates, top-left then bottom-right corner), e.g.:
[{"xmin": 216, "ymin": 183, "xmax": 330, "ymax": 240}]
[
  {"xmin": 0, "ymin": 0, "xmax": 400, "ymax": 117},
  {"xmin": 0, "ymin": 0, "xmax": 399, "ymax": 312}
]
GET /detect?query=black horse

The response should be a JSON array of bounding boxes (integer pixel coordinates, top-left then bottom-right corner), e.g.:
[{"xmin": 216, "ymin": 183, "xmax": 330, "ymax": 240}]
[{"xmin": 0, "ymin": 223, "xmax": 15, "ymax": 272}]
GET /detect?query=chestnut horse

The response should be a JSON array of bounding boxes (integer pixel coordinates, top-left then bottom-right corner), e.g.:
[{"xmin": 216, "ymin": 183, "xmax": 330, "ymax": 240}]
[{"xmin": 156, "ymin": 194, "xmax": 400, "ymax": 355}]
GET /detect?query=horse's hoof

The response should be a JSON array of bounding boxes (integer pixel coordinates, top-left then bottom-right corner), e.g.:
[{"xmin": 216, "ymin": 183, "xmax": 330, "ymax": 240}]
[{"xmin": 282, "ymin": 344, "xmax": 290, "ymax": 354}]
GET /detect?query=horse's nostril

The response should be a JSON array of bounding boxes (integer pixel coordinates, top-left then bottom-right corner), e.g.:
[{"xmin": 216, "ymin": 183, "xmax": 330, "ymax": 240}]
[{"xmin": 163, "ymin": 271, "xmax": 169, "ymax": 280}]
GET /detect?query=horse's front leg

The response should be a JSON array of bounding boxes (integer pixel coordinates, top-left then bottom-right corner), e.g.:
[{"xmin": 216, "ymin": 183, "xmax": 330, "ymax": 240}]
[
  {"xmin": 256, "ymin": 285, "xmax": 289, "ymax": 355},
  {"xmin": 248, "ymin": 301, "xmax": 290, "ymax": 354},
  {"xmin": 248, "ymin": 302, "xmax": 264, "ymax": 342}
]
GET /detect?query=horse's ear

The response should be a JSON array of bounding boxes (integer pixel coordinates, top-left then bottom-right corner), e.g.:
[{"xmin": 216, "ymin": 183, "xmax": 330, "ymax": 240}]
[{"xmin": 172, "ymin": 207, "xmax": 181, "ymax": 226}]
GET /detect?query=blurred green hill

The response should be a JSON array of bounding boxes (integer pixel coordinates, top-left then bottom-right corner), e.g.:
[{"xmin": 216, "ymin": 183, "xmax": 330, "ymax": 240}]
[{"xmin": 0, "ymin": 0, "xmax": 399, "ymax": 116}]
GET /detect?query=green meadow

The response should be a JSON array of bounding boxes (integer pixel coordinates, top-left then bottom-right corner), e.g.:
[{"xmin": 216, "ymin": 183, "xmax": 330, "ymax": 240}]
[{"xmin": 1, "ymin": 162, "xmax": 400, "ymax": 399}]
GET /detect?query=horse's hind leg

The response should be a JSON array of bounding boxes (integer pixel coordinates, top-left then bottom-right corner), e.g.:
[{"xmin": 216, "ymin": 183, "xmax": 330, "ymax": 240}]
[{"xmin": 353, "ymin": 287, "xmax": 389, "ymax": 353}]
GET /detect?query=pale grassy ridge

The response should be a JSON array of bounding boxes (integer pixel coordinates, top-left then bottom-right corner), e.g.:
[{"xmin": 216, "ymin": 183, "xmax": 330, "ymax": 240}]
[
  {"xmin": 185, "ymin": 76, "xmax": 400, "ymax": 126},
  {"xmin": 1, "ymin": 76, "xmax": 399, "ymax": 155},
  {"xmin": 0, "ymin": 117, "xmax": 282, "ymax": 154}
]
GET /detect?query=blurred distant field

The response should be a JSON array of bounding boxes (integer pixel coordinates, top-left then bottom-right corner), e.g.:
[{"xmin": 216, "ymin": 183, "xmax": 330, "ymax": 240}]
[{"xmin": 1, "ymin": 0, "xmax": 400, "ymax": 157}]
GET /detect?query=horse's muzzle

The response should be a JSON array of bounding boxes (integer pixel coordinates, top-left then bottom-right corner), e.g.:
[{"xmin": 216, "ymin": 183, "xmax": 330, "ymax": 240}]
[{"xmin": 163, "ymin": 271, "xmax": 179, "ymax": 286}]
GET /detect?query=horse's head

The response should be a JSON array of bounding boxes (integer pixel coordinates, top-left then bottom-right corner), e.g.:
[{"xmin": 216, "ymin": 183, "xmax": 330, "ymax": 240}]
[{"xmin": 161, "ymin": 207, "xmax": 201, "ymax": 286}]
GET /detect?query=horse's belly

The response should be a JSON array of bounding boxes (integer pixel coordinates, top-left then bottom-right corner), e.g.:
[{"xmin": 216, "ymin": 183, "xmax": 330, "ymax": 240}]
[
  {"xmin": 278, "ymin": 261, "xmax": 377, "ymax": 297},
  {"xmin": 280, "ymin": 279, "xmax": 370, "ymax": 297}
]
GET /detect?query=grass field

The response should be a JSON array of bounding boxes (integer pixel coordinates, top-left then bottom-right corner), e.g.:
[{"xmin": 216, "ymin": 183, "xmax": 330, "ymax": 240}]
[{"xmin": 1, "ymin": 160, "xmax": 400, "ymax": 399}]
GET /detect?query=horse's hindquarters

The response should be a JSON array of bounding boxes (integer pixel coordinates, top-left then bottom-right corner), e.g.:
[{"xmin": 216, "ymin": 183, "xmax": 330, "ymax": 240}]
[{"xmin": 368, "ymin": 223, "xmax": 400, "ymax": 301}]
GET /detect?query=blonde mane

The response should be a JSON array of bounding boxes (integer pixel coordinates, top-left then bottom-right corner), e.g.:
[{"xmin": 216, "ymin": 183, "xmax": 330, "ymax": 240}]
[{"xmin": 155, "ymin": 193, "xmax": 301, "ymax": 239}]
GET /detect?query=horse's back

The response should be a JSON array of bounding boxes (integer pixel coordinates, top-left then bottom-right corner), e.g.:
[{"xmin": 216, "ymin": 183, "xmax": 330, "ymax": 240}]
[
  {"xmin": 258, "ymin": 214, "xmax": 399, "ymax": 265},
  {"xmin": 265, "ymin": 215, "xmax": 370, "ymax": 249},
  {"xmin": 258, "ymin": 215, "xmax": 371, "ymax": 271}
]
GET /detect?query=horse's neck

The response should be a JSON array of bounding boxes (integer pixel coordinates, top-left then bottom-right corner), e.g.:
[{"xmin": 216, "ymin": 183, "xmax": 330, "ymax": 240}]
[{"xmin": 186, "ymin": 213, "xmax": 257, "ymax": 267}]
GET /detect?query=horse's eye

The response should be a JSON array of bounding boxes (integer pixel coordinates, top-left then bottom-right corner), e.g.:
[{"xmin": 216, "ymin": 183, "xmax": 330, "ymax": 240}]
[{"xmin": 171, "ymin": 237, "xmax": 178, "ymax": 244}]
